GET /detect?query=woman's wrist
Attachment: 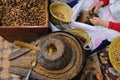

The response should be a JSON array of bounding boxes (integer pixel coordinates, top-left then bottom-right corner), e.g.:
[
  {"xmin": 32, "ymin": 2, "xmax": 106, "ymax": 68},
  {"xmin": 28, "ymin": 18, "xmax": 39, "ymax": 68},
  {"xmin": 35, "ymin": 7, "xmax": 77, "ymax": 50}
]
[
  {"xmin": 103, "ymin": 21, "xmax": 109, "ymax": 28},
  {"xmin": 98, "ymin": 0, "xmax": 104, "ymax": 8}
]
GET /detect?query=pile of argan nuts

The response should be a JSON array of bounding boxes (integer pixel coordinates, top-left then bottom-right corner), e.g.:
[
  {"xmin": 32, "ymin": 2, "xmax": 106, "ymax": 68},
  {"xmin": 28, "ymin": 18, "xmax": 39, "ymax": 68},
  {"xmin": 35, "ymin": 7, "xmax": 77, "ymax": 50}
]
[{"xmin": 0, "ymin": 0, "xmax": 47, "ymax": 26}]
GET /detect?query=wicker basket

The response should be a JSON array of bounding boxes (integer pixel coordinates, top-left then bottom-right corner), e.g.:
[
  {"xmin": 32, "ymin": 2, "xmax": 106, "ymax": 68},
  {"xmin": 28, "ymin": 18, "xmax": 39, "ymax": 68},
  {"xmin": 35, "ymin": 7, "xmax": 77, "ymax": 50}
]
[
  {"xmin": 108, "ymin": 36, "xmax": 120, "ymax": 73},
  {"xmin": 69, "ymin": 28, "xmax": 92, "ymax": 50},
  {"xmin": 50, "ymin": 2, "xmax": 73, "ymax": 24}
]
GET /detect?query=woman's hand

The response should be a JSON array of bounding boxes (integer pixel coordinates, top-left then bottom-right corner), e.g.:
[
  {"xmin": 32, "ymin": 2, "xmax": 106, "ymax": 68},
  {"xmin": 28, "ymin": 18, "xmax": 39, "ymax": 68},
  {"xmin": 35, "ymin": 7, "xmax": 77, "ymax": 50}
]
[
  {"xmin": 88, "ymin": 1, "xmax": 104, "ymax": 13},
  {"xmin": 88, "ymin": 3, "xmax": 99, "ymax": 13},
  {"xmin": 90, "ymin": 17, "xmax": 109, "ymax": 28}
]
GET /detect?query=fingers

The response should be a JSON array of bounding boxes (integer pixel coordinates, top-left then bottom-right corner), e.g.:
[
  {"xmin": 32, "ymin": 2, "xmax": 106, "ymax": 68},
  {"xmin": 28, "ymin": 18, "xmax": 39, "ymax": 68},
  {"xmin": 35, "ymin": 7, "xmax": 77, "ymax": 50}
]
[
  {"xmin": 91, "ymin": 17, "xmax": 98, "ymax": 20},
  {"xmin": 90, "ymin": 17, "xmax": 97, "ymax": 21},
  {"xmin": 88, "ymin": 3, "xmax": 96, "ymax": 11},
  {"xmin": 89, "ymin": 18, "xmax": 95, "ymax": 24},
  {"xmin": 94, "ymin": 6, "xmax": 99, "ymax": 13},
  {"xmin": 89, "ymin": 17, "xmax": 98, "ymax": 25},
  {"xmin": 90, "ymin": 17, "xmax": 109, "ymax": 27},
  {"xmin": 88, "ymin": 3, "xmax": 99, "ymax": 13}
]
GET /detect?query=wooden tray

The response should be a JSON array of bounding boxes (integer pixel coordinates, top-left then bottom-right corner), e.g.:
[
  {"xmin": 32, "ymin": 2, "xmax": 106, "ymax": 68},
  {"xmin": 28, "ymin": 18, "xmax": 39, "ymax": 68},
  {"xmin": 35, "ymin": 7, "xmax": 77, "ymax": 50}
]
[{"xmin": 0, "ymin": 0, "xmax": 49, "ymax": 42}]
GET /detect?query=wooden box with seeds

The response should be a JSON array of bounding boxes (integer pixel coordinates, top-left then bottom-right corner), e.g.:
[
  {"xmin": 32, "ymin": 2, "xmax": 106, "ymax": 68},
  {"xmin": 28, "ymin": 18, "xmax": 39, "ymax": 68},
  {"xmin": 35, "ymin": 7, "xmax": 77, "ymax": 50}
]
[{"xmin": 0, "ymin": 0, "xmax": 48, "ymax": 42}]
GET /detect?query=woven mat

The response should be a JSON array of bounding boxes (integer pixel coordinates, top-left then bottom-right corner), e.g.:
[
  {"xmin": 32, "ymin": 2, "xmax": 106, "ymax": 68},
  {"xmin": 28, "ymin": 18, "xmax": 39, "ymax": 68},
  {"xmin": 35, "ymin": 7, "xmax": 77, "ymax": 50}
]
[{"xmin": 0, "ymin": 36, "xmax": 22, "ymax": 80}]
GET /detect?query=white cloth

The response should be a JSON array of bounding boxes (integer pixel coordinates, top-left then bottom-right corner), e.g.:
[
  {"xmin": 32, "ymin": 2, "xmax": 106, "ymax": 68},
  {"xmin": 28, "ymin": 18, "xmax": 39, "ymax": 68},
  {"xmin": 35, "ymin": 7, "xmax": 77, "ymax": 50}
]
[
  {"xmin": 50, "ymin": 0, "xmax": 120, "ymax": 50},
  {"xmin": 71, "ymin": 0, "xmax": 120, "ymax": 50},
  {"xmin": 109, "ymin": 0, "xmax": 120, "ymax": 22}
]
